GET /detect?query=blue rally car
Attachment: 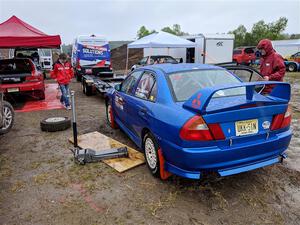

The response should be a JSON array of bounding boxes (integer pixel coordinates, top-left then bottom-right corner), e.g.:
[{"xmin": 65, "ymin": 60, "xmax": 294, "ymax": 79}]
[{"xmin": 105, "ymin": 64, "xmax": 292, "ymax": 180}]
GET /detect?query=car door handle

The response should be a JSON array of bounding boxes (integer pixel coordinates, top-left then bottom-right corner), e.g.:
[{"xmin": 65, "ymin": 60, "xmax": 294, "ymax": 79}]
[{"xmin": 138, "ymin": 107, "xmax": 148, "ymax": 116}]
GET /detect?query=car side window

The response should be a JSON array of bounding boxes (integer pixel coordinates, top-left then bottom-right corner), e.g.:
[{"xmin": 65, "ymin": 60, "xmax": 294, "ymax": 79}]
[
  {"xmin": 140, "ymin": 57, "xmax": 147, "ymax": 65},
  {"xmin": 135, "ymin": 72, "xmax": 156, "ymax": 101},
  {"xmin": 120, "ymin": 71, "xmax": 142, "ymax": 94},
  {"xmin": 229, "ymin": 69, "xmax": 262, "ymax": 82},
  {"xmin": 149, "ymin": 82, "xmax": 157, "ymax": 102}
]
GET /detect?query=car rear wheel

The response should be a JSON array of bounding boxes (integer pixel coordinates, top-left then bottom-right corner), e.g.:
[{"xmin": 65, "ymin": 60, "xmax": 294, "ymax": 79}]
[
  {"xmin": 106, "ymin": 102, "xmax": 117, "ymax": 129},
  {"xmin": 287, "ymin": 63, "xmax": 297, "ymax": 72},
  {"xmin": 0, "ymin": 101, "xmax": 14, "ymax": 135},
  {"xmin": 35, "ymin": 90, "xmax": 45, "ymax": 100},
  {"xmin": 143, "ymin": 133, "xmax": 161, "ymax": 178},
  {"xmin": 82, "ymin": 80, "xmax": 93, "ymax": 96}
]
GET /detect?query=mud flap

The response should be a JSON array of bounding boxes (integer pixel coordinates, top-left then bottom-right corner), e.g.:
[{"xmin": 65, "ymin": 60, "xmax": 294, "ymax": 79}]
[{"xmin": 158, "ymin": 149, "xmax": 172, "ymax": 180}]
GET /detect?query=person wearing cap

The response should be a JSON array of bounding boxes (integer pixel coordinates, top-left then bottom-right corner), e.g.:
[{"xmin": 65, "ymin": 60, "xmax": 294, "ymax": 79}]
[
  {"xmin": 50, "ymin": 53, "xmax": 74, "ymax": 110},
  {"xmin": 256, "ymin": 39, "xmax": 286, "ymax": 93}
]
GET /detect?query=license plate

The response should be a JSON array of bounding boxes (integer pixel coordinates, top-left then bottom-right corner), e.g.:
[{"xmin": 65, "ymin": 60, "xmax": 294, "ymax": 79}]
[
  {"xmin": 7, "ymin": 87, "xmax": 19, "ymax": 93},
  {"xmin": 235, "ymin": 119, "xmax": 258, "ymax": 136}
]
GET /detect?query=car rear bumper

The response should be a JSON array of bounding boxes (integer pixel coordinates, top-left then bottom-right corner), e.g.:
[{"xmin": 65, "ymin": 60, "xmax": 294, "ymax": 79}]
[
  {"xmin": 160, "ymin": 129, "xmax": 292, "ymax": 179},
  {"xmin": 1, "ymin": 81, "xmax": 45, "ymax": 93}
]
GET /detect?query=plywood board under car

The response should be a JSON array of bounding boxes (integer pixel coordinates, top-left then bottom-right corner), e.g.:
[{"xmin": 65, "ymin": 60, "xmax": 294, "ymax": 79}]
[{"xmin": 69, "ymin": 131, "xmax": 145, "ymax": 172}]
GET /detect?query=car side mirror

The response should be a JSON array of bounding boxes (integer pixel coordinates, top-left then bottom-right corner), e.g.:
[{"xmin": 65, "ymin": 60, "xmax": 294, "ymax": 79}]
[
  {"xmin": 137, "ymin": 61, "xmax": 141, "ymax": 65},
  {"xmin": 37, "ymin": 65, "xmax": 42, "ymax": 70},
  {"xmin": 115, "ymin": 84, "xmax": 121, "ymax": 91}
]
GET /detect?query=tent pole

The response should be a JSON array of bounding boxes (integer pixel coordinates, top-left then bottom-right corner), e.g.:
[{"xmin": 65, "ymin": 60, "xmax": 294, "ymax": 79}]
[{"xmin": 125, "ymin": 46, "xmax": 129, "ymax": 75}]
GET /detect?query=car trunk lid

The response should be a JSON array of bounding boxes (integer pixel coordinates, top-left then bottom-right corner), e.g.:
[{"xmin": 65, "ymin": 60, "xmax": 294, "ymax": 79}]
[{"xmin": 182, "ymin": 81, "xmax": 291, "ymax": 140}]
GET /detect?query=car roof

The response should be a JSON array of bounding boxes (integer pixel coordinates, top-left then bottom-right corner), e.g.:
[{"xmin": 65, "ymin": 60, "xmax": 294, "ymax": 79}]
[
  {"xmin": 150, "ymin": 55, "xmax": 175, "ymax": 58},
  {"xmin": 142, "ymin": 63, "xmax": 224, "ymax": 74}
]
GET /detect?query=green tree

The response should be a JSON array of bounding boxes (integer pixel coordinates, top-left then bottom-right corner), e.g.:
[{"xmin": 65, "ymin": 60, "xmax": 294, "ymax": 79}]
[
  {"xmin": 137, "ymin": 26, "xmax": 156, "ymax": 39},
  {"xmin": 228, "ymin": 25, "xmax": 247, "ymax": 47},
  {"xmin": 229, "ymin": 17, "xmax": 288, "ymax": 47},
  {"xmin": 161, "ymin": 24, "xmax": 188, "ymax": 36},
  {"xmin": 290, "ymin": 34, "xmax": 300, "ymax": 39}
]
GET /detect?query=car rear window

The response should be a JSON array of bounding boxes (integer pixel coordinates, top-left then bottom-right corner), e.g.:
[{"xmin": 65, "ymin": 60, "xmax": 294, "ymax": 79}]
[
  {"xmin": 168, "ymin": 69, "xmax": 245, "ymax": 102},
  {"xmin": 0, "ymin": 59, "xmax": 32, "ymax": 75}
]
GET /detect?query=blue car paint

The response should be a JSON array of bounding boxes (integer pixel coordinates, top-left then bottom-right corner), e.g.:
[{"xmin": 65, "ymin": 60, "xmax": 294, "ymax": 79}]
[{"xmin": 106, "ymin": 63, "xmax": 292, "ymax": 179}]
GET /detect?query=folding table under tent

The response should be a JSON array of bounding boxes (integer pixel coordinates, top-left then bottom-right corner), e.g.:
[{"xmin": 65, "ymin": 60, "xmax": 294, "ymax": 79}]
[
  {"xmin": 125, "ymin": 31, "xmax": 196, "ymax": 72},
  {"xmin": 0, "ymin": 15, "xmax": 61, "ymax": 48}
]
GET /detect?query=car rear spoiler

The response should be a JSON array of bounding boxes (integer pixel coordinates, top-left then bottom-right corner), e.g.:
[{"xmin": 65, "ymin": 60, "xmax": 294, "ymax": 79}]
[{"xmin": 183, "ymin": 81, "xmax": 291, "ymax": 114}]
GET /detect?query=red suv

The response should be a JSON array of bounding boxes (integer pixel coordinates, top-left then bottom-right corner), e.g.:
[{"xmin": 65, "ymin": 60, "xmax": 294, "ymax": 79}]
[
  {"xmin": 0, "ymin": 58, "xmax": 45, "ymax": 100},
  {"xmin": 233, "ymin": 47, "xmax": 256, "ymax": 65}
]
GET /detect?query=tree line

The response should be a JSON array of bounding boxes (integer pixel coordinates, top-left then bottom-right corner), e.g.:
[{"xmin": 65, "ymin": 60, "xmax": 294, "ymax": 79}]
[{"xmin": 137, "ymin": 17, "xmax": 300, "ymax": 47}]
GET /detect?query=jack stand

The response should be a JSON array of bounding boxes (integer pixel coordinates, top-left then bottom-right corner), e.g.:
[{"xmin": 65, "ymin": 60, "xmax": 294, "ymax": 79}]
[
  {"xmin": 70, "ymin": 91, "xmax": 128, "ymax": 165},
  {"xmin": 73, "ymin": 147, "xmax": 128, "ymax": 165}
]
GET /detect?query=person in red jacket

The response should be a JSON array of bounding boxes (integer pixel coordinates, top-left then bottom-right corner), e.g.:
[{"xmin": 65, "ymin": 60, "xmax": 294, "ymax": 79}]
[
  {"xmin": 51, "ymin": 53, "xmax": 74, "ymax": 109},
  {"xmin": 256, "ymin": 39, "xmax": 286, "ymax": 93}
]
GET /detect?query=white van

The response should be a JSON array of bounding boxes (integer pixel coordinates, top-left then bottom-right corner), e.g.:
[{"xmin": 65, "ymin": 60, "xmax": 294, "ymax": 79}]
[{"xmin": 72, "ymin": 35, "xmax": 112, "ymax": 81}]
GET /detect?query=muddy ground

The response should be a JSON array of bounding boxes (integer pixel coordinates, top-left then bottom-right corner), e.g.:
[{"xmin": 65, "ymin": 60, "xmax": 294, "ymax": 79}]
[{"xmin": 0, "ymin": 73, "xmax": 300, "ymax": 225}]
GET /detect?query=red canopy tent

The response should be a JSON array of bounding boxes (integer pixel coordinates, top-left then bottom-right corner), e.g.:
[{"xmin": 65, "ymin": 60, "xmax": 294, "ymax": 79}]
[{"xmin": 0, "ymin": 15, "xmax": 61, "ymax": 48}]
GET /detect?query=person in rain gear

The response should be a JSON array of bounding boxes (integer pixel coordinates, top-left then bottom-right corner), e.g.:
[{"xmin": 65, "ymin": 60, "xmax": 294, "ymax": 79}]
[
  {"xmin": 51, "ymin": 53, "xmax": 74, "ymax": 110},
  {"xmin": 256, "ymin": 39, "xmax": 286, "ymax": 93}
]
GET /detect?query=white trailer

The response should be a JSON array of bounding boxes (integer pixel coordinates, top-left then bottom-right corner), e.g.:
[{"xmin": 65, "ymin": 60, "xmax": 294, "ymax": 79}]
[
  {"xmin": 272, "ymin": 39, "xmax": 300, "ymax": 58},
  {"xmin": 143, "ymin": 34, "xmax": 235, "ymax": 64}
]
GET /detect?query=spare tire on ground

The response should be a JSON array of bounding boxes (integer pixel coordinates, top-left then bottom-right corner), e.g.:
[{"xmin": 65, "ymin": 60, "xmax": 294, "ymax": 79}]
[{"xmin": 40, "ymin": 117, "xmax": 71, "ymax": 132}]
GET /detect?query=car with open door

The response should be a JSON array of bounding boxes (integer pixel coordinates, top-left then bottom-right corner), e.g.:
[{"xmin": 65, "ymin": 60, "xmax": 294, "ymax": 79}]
[
  {"xmin": 105, "ymin": 63, "xmax": 292, "ymax": 180},
  {"xmin": 0, "ymin": 58, "xmax": 45, "ymax": 100}
]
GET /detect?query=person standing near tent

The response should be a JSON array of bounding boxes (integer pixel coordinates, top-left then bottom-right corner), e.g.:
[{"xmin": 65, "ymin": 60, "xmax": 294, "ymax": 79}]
[
  {"xmin": 256, "ymin": 39, "xmax": 286, "ymax": 93},
  {"xmin": 51, "ymin": 53, "xmax": 74, "ymax": 110}
]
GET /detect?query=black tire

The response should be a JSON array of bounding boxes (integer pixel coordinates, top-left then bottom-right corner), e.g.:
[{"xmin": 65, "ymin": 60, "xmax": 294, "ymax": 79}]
[
  {"xmin": 143, "ymin": 133, "xmax": 161, "ymax": 178},
  {"xmin": 35, "ymin": 90, "xmax": 45, "ymax": 100},
  {"xmin": 39, "ymin": 91, "xmax": 45, "ymax": 100},
  {"xmin": 40, "ymin": 117, "xmax": 71, "ymax": 132},
  {"xmin": 287, "ymin": 63, "xmax": 297, "ymax": 72},
  {"xmin": 0, "ymin": 101, "xmax": 14, "ymax": 135},
  {"xmin": 82, "ymin": 80, "xmax": 93, "ymax": 96}
]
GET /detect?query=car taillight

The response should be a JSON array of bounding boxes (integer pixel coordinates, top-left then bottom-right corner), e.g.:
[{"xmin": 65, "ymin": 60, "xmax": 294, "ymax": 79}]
[
  {"xmin": 180, "ymin": 115, "xmax": 225, "ymax": 141},
  {"xmin": 270, "ymin": 106, "xmax": 292, "ymax": 131},
  {"xmin": 25, "ymin": 70, "xmax": 42, "ymax": 82},
  {"xmin": 208, "ymin": 123, "xmax": 225, "ymax": 140}
]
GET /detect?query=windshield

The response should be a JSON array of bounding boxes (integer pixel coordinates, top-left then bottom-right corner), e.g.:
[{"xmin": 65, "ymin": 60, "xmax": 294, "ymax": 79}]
[
  {"xmin": 0, "ymin": 59, "xmax": 32, "ymax": 75},
  {"xmin": 233, "ymin": 50, "xmax": 242, "ymax": 54},
  {"xmin": 168, "ymin": 69, "xmax": 245, "ymax": 102}
]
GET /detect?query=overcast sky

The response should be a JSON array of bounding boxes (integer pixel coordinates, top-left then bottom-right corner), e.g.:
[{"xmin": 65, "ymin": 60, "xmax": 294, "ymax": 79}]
[{"xmin": 0, "ymin": 0, "xmax": 299, "ymax": 44}]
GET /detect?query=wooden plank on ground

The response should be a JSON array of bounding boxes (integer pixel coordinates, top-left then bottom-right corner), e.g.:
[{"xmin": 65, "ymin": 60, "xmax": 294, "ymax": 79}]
[{"xmin": 69, "ymin": 131, "xmax": 145, "ymax": 172}]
